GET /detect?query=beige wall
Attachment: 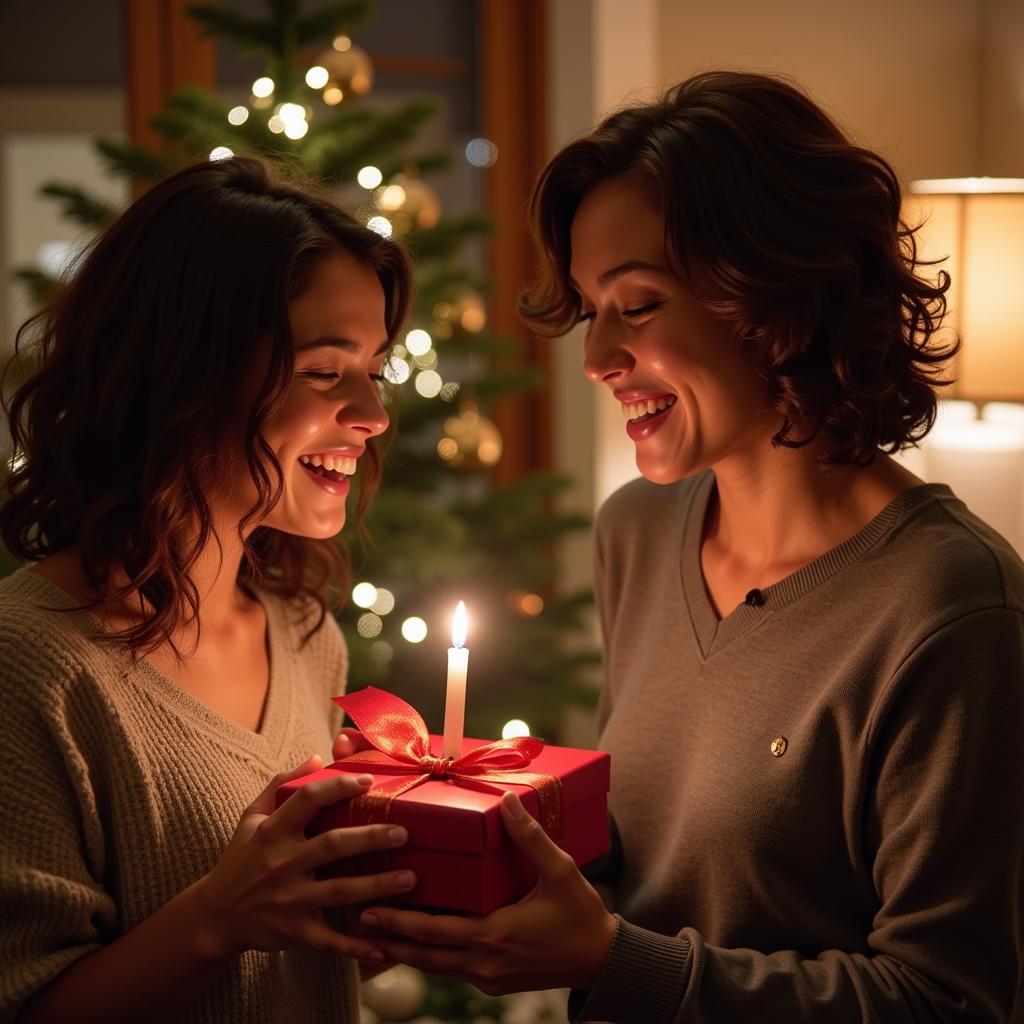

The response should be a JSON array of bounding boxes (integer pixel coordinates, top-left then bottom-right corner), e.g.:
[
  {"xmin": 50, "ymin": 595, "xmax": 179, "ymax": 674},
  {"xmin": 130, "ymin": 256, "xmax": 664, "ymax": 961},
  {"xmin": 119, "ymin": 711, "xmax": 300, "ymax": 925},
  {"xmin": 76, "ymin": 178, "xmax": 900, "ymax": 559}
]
[
  {"xmin": 980, "ymin": 0, "xmax": 1024, "ymax": 174},
  {"xmin": 657, "ymin": 0, "xmax": 981, "ymax": 183}
]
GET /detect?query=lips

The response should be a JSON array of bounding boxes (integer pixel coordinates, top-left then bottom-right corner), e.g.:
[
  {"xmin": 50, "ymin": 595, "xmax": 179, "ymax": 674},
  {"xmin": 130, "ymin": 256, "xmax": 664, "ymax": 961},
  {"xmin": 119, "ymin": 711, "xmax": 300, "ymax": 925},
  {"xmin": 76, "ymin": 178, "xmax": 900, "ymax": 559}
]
[{"xmin": 619, "ymin": 393, "xmax": 677, "ymax": 441}]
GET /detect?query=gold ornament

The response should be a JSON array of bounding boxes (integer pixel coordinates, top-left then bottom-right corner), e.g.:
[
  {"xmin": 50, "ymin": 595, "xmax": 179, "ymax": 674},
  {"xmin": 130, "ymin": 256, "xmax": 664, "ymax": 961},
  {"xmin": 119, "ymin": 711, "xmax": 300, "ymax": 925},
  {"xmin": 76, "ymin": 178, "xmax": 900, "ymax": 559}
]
[
  {"xmin": 360, "ymin": 964, "xmax": 427, "ymax": 1019},
  {"xmin": 317, "ymin": 44, "xmax": 374, "ymax": 97},
  {"xmin": 437, "ymin": 401, "xmax": 503, "ymax": 471}
]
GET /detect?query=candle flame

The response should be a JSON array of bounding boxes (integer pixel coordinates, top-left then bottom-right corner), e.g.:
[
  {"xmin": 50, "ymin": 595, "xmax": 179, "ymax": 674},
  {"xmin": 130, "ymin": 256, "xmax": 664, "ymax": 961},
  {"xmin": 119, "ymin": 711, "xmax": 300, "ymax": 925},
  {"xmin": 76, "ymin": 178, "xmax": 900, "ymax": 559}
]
[{"xmin": 451, "ymin": 600, "xmax": 468, "ymax": 648}]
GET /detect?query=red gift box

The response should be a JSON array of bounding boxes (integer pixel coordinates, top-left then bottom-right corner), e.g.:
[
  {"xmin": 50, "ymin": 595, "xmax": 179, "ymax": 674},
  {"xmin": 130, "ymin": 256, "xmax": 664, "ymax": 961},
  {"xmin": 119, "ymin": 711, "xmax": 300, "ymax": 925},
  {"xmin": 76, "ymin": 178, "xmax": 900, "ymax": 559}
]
[{"xmin": 276, "ymin": 687, "xmax": 610, "ymax": 915}]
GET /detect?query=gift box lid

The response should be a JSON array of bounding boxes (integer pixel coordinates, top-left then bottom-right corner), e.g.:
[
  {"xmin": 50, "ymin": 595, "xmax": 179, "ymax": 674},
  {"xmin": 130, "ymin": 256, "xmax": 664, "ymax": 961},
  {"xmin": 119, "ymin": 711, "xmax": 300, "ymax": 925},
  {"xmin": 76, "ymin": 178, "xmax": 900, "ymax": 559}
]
[{"xmin": 302, "ymin": 735, "xmax": 609, "ymax": 856}]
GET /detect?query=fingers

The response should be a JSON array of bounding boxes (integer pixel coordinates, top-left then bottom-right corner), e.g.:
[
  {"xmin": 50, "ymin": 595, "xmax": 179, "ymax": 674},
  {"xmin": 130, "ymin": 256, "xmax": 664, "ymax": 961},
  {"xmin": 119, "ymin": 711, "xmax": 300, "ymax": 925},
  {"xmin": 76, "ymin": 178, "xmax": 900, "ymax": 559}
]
[
  {"xmin": 333, "ymin": 728, "xmax": 374, "ymax": 760},
  {"xmin": 247, "ymin": 755, "xmax": 324, "ymax": 816},
  {"xmin": 261, "ymin": 772, "xmax": 374, "ymax": 839},
  {"xmin": 500, "ymin": 792, "xmax": 576, "ymax": 882},
  {"xmin": 371, "ymin": 936, "xmax": 474, "ymax": 976},
  {"xmin": 359, "ymin": 906, "xmax": 481, "ymax": 947},
  {"xmin": 291, "ymin": 824, "xmax": 409, "ymax": 873},
  {"xmin": 305, "ymin": 867, "xmax": 419, "ymax": 907},
  {"xmin": 301, "ymin": 918, "xmax": 386, "ymax": 964}
]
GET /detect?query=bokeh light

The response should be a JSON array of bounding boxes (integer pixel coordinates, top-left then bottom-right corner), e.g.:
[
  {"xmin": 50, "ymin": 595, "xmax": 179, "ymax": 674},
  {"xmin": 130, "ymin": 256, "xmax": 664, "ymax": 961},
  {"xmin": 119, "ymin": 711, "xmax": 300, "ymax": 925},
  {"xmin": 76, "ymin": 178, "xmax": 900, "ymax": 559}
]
[{"xmin": 401, "ymin": 617, "xmax": 428, "ymax": 643}]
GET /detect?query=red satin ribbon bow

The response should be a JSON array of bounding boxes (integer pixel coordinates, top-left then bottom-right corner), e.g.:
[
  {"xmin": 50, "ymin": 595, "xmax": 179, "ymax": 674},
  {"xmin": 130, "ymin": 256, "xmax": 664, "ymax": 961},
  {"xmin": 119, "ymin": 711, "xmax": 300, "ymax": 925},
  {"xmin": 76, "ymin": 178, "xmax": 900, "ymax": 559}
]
[{"xmin": 332, "ymin": 686, "xmax": 564, "ymax": 842}]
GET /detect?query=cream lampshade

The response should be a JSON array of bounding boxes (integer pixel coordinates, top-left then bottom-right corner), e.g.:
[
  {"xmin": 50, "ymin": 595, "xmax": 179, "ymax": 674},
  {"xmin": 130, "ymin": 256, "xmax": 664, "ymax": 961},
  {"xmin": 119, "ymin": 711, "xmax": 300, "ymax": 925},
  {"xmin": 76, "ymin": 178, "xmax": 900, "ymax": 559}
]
[
  {"xmin": 904, "ymin": 178, "xmax": 1024, "ymax": 400},
  {"xmin": 901, "ymin": 180, "xmax": 1024, "ymax": 555}
]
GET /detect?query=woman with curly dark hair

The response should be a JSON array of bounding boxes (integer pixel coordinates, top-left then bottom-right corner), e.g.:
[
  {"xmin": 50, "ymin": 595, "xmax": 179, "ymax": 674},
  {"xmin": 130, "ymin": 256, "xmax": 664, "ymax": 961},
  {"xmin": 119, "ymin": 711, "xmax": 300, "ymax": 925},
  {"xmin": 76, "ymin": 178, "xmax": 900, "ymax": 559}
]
[
  {"xmin": 0, "ymin": 156, "xmax": 419, "ymax": 1022},
  {"xmin": 356, "ymin": 72, "xmax": 1024, "ymax": 1022}
]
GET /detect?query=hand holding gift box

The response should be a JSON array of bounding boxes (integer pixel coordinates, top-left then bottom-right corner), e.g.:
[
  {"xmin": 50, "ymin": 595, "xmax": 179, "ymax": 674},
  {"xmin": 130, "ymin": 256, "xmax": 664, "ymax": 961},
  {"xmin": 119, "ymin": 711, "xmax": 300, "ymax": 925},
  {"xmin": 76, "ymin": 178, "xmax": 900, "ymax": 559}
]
[
  {"xmin": 276, "ymin": 685, "xmax": 610, "ymax": 914},
  {"xmin": 276, "ymin": 603, "xmax": 610, "ymax": 915}
]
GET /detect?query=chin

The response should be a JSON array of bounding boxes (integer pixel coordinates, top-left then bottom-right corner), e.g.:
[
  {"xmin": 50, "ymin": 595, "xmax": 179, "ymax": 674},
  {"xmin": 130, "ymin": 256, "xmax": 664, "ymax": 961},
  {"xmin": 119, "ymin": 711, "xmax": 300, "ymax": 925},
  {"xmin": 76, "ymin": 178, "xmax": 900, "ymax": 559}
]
[{"xmin": 636, "ymin": 454, "xmax": 690, "ymax": 485}]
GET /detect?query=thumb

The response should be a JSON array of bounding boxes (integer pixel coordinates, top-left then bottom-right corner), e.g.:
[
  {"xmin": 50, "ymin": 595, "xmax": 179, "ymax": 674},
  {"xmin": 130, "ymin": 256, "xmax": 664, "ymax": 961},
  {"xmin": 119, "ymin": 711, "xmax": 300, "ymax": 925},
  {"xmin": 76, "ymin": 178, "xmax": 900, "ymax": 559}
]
[
  {"xmin": 500, "ymin": 791, "xmax": 573, "ymax": 882},
  {"xmin": 250, "ymin": 753, "xmax": 323, "ymax": 816},
  {"xmin": 333, "ymin": 727, "xmax": 373, "ymax": 761}
]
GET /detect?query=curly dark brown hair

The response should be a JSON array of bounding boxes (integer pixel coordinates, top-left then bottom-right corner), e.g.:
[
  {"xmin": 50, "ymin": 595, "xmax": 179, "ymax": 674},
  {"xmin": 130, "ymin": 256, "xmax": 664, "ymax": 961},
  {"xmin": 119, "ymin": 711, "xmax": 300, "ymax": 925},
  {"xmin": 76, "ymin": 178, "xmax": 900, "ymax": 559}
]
[
  {"xmin": 519, "ymin": 70, "xmax": 958, "ymax": 465},
  {"xmin": 1, "ymin": 155, "xmax": 412, "ymax": 658}
]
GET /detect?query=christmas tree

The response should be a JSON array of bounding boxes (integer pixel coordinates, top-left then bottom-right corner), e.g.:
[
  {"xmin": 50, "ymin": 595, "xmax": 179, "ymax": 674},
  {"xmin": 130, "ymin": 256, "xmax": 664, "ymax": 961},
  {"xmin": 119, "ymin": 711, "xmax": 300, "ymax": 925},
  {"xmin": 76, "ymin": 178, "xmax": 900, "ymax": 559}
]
[{"xmin": 7, "ymin": 3, "xmax": 594, "ymax": 1020}]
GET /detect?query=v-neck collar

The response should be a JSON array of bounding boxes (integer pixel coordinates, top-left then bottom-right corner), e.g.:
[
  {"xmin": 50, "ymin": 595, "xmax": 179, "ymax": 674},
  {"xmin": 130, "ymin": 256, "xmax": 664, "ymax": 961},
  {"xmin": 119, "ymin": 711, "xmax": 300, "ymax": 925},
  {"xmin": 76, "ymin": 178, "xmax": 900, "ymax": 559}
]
[
  {"xmin": 680, "ymin": 469, "xmax": 957, "ymax": 661},
  {"xmin": 16, "ymin": 568, "xmax": 291, "ymax": 760}
]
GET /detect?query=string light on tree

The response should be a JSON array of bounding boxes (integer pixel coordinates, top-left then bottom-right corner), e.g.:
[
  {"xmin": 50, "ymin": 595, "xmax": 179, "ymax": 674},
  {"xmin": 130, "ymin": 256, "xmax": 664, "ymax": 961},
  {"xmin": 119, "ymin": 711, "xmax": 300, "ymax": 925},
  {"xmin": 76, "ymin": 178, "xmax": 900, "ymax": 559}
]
[
  {"xmin": 405, "ymin": 329, "xmax": 432, "ymax": 356},
  {"xmin": 305, "ymin": 65, "xmax": 329, "ymax": 89},
  {"xmin": 502, "ymin": 719, "xmax": 531, "ymax": 740},
  {"xmin": 414, "ymin": 369, "xmax": 443, "ymax": 398},
  {"xmin": 352, "ymin": 582, "xmax": 378, "ymax": 608},
  {"xmin": 251, "ymin": 76, "xmax": 274, "ymax": 108},
  {"xmin": 401, "ymin": 617, "xmax": 428, "ymax": 643},
  {"xmin": 357, "ymin": 166, "xmax": 383, "ymax": 189},
  {"xmin": 227, "ymin": 106, "xmax": 249, "ymax": 126}
]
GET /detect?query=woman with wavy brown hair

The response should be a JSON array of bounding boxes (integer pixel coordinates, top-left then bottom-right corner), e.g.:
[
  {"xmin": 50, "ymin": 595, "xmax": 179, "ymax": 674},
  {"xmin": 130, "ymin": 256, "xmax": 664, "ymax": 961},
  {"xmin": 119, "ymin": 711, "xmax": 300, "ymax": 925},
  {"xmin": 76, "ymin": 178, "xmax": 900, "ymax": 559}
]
[
  {"xmin": 0, "ymin": 156, "xmax": 419, "ymax": 1022},
  {"xmin": 355, "ymin": 72, "xmax": 1024, "ymax": 1022}
]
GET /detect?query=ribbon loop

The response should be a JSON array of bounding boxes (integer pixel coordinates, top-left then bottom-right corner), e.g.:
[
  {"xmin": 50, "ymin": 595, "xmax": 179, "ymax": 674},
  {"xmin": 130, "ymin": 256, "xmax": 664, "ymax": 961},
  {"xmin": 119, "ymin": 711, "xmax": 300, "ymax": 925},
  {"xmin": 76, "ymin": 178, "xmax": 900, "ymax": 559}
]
[{"xmin": 333, "ymin": 686, "xmax": 563, "ymax": 843}]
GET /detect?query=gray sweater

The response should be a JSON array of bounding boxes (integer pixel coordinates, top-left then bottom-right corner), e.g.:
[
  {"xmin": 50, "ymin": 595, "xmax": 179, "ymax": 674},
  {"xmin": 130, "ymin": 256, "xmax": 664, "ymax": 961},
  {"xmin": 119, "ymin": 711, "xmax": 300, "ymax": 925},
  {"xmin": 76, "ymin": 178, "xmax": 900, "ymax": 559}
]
[
  {"xmin": 576, "ymin": 470, "xmax": 1024, "ymax": 1022},
  {"xmin": 0, "ymin": 570, "xmax": 357, "ymax": 1023}
]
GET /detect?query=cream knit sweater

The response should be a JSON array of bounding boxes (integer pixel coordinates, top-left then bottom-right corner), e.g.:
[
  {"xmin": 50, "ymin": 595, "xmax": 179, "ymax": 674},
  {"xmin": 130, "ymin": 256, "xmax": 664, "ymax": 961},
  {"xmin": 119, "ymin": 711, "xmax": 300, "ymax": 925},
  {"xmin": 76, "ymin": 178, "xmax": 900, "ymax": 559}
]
[{"xmin": 0, "ymin": 568, "xmax": 360, "ymax": 1023}]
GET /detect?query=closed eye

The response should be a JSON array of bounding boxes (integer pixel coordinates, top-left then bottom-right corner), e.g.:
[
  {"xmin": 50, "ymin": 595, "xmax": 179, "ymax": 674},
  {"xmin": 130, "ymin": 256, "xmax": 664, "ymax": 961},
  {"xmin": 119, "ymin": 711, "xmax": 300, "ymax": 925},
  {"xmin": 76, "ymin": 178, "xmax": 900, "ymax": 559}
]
[
  {"xmin": 576, "ymin": 301, "xmax": 662, "ymax": 325},
  {"xmin": 622, "ymin": 301, "xmax": 662, "ymax": 318},
  {"xmin": 302, "ymin": 370, "xmax": 340, "ymax": 382}
]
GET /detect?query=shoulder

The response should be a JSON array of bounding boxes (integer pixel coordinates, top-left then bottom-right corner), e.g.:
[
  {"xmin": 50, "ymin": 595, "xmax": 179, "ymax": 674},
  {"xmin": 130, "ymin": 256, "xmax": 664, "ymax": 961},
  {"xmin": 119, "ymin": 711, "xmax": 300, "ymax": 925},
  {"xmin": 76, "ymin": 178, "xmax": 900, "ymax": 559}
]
[{"xmin": 870, "ymin": 485, "xmax": 1024, "ymax": 626}]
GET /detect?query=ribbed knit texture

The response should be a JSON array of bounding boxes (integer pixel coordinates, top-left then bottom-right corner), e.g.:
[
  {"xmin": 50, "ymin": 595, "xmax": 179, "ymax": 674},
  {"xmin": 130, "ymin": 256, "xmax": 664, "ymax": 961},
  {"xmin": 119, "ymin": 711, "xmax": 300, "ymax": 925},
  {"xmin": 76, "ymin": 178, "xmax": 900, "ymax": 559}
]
[
  {"xmin": 0, "ymin": 569, "xmax": 360, "ymax": 1023},
  {"xmin": 575, "ymin": 469, "xmax": 1024, "ymax": 1023}
]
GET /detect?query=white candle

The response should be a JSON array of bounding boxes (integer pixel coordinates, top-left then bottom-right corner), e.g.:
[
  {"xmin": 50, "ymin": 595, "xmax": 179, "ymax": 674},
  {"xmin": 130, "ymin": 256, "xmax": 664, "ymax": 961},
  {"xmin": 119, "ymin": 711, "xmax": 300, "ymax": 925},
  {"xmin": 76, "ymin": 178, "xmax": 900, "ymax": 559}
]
[{"xmin": 442, "ymin": 601, "xmax": 469, "ymax": 758}]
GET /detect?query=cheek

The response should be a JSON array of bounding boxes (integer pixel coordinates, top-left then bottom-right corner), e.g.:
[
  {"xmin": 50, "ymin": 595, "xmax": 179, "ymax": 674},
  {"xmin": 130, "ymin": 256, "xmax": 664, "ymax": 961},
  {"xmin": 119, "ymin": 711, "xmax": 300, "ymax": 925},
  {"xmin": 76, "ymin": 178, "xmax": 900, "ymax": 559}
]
[{"xmin": 263, "ymin": 389, "xmax": 331, "ymax": 451}]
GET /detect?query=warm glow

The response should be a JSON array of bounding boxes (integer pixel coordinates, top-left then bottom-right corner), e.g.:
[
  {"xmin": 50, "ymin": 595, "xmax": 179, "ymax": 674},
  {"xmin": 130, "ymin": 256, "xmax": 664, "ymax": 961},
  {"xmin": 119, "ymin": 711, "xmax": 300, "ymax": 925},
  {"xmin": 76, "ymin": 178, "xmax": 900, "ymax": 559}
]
[
  {"xmin": 352, "ymin": 582, "xmax": 378, "ymax": 608},
  {"xmin": 501, "ymin": 719, "xmax": 531, "ymax": 740},
  {"xmin": 371, "ymin": 588, "xmax": 395, "ymax": 615},
  {"xmin": 401, "ymin": 617, "xmax": 428, "ymax": 643},
  {"xmin": 415, "ymin": 370, "xmax": 443, "ymax": 398},
  {"xmin": 451, "ymin": 601, "xmax": 468, "ymax": 649},
  {"xmin": 358, "ymin": 166, "xmax": 383, "ymax": 189},
  {"xmin": 227, "ymin": 106, "xmax": 249, "ymax": 125},
  {"xmin": 405, "ymin": 329, "xmax": 432, "ymax": 355},
  {"xmin": 323, "ymin": 86, "xmax": 343, "ymax": 106},
  {"xmin": 910, "ymin": 177, "xmax": 1024, "ymax": 195},
  {"xmin": 367, "ymin": 215, "xmax": 393, "ymax": 238},
  {"xmin": 305, "ymin": 66, "xmax": 329, "ymax": 89},
  {"xmin": 252, "ymin": 76, "xmax": 274, "ymax": 98},
  {"xmin": 379, "ymin": 184, "xmax": 406, "ymax": 211},
  {"xmin": 383, "ymin": 355, "xmax": 410, "ymax": 384},
  {"xmin": 333, "ymin": 34, "xmax": 352, "ymax": 51},
  {"xmin": 209, "ymin": 146, "xmax": 234, "ymax": 161},
  {"xmin": 283, "ymin": 119, "xmax": 309, "ymax": 140},
  {"xmin": 267, "ymin": 115, "xmax": 285, "ymax": 134}
]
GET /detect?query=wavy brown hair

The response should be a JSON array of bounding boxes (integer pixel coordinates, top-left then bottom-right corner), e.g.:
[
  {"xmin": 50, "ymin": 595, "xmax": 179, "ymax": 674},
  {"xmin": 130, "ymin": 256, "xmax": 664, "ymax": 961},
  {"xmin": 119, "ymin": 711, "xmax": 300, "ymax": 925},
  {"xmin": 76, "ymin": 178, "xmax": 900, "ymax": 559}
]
[
  {"xmin": 1, "ymin": 156, "xmax": 411, "ymax": 657},
  {"xmin": 520, "ymin": 70, "xmax": 958, "ymax": 465}
]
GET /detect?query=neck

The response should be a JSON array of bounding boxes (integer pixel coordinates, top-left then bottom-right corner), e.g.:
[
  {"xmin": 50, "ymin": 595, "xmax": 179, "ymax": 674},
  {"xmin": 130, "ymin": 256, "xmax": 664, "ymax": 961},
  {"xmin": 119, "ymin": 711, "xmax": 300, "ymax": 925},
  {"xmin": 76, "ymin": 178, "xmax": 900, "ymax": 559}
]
[{"xmin": 705, "ymin": 436, "xmax": 919, "ymax": 574}]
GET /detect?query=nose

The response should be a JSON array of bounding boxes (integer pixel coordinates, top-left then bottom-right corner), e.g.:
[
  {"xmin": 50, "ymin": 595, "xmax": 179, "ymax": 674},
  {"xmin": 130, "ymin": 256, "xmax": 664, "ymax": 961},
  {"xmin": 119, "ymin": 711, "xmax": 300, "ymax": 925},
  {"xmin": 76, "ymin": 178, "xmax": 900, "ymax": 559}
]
[
  {"xmin": 339, "ymin": 377, "xmax": 390, "ymax": 438},
  {"xmin": 583, "ymin": 319, "xmax": 635, "ymax": 385}
]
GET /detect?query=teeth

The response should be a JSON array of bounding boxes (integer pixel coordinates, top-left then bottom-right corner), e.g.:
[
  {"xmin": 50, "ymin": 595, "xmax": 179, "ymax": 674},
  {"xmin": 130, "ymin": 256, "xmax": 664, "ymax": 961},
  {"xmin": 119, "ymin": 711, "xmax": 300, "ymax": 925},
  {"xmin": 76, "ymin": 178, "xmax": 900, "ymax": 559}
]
[
  {"xmin": 620, "ymin": 397, "xmax": 675, "ymax": 421},
  {"xmin": 299, "ymin": 453, "xmax": 359, "ymax": 475}
]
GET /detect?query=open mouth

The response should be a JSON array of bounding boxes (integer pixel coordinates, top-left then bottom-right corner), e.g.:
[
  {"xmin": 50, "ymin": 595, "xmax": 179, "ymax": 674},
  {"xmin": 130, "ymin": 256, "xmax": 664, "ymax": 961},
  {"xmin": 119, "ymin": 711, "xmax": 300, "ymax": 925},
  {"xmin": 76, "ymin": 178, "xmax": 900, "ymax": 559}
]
[
  {"xmin": 298, "ymin": 453, "xmax": 357, "ymax": 493},
  {"xmin": 620, "ymin": 395, "xmax": 677, "ymax": 441}
]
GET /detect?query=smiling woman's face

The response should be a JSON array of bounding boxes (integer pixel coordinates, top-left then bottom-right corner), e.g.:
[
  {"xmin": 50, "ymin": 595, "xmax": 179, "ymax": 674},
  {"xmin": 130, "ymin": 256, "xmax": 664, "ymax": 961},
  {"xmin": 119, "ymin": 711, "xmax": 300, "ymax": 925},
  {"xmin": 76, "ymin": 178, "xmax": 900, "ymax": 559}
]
[
  {"xmin": 225, "ymin": 247, "xmax": 391, "ymax": 540},
  {"xmin": 571, "ymin": 179, "xmax": 777, "ymax": 484}
]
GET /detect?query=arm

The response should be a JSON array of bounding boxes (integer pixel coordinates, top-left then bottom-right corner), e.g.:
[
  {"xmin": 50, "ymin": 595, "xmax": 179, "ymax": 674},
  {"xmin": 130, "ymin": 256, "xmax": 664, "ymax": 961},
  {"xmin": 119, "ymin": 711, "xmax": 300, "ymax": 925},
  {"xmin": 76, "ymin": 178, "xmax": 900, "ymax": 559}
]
[
  {"xmin": 571, "ymin": 606, "xmax": 1024, "ymax": 1023},
  {"xmin": 362, "ymin": 607, "xmax": 1024, "ymax": 1023}
]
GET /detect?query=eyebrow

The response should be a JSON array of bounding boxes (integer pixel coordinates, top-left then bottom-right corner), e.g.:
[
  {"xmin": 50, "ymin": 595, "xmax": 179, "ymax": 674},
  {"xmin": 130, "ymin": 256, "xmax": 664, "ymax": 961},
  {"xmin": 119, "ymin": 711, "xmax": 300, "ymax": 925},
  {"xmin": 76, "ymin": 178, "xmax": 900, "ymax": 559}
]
[
  {"xmin": 297, "ymin": 336, "xmax": 391, "ymax": 356},
  {"xmin": 569, "ymin": 260, "xmax": 672, "ymax": 294}
]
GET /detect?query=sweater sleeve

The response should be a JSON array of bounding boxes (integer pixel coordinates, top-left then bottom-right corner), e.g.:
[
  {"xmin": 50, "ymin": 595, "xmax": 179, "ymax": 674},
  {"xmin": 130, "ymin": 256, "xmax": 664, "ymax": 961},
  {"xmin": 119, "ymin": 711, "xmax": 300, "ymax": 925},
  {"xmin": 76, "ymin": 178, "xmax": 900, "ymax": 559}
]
[
  {"xmin": 573, "ymin": 606, "xmax": 1024, "ymax": 1024},
  {"xmin": 0, "ymin": 656, "xmax": 118, "ymax": 1020}
]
